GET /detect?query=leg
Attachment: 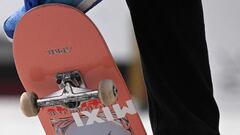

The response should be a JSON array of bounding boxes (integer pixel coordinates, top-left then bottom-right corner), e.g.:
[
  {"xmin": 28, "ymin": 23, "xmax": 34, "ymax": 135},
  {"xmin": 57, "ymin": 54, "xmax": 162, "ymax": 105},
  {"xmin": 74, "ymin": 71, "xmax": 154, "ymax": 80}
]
[{"xmin": 126, "ymin": 0, "xmax": 220, "ymax": 134}]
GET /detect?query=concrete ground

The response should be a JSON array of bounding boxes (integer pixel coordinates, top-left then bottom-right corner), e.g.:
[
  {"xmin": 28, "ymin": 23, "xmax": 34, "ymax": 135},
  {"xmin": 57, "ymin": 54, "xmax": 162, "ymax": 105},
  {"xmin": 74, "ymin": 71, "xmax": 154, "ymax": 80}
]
[
  {"xmin": 0, "ymin": 95, "xmax": 239, "ymax": 135},
  {"xmin": 0, "ymin": 97, "xmax": 153, "ymax": 135}
]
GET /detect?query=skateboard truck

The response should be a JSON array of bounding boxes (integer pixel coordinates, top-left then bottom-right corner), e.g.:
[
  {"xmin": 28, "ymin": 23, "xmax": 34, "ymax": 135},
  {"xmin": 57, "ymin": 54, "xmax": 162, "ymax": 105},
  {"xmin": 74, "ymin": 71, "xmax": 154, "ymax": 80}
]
[{"xmin": 20, "ymin": 71, "xmax": 118, "ymax": 117}]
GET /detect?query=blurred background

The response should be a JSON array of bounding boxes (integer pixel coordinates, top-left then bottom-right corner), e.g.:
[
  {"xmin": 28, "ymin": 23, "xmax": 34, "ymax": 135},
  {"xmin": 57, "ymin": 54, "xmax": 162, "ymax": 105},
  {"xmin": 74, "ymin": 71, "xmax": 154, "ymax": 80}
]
[{"xmin": 0, "ymin": 0, "xmax": 240, "ymax": 135}]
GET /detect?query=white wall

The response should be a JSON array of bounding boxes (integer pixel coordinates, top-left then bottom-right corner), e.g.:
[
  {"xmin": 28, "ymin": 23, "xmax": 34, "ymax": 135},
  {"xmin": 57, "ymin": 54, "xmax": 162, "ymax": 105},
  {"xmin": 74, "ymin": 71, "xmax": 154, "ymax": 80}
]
[{"xmin": 202, "ymin": 0, "xmax": 240, "ymax": 134}]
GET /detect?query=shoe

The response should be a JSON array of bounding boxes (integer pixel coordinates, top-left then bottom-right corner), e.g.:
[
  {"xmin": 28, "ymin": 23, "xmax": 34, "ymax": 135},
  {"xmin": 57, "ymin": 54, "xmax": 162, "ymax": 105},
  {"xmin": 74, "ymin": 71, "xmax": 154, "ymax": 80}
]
[{"xmin": 3, "ymin": 0, "xmax": 102, "ymax": 40}]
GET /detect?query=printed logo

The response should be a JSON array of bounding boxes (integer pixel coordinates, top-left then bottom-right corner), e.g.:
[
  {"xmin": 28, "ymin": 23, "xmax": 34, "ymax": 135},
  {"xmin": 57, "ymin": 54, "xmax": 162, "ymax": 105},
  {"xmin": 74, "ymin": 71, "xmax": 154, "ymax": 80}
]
[
  {"xmin": 72, "ymin": 100, "xmax": 137, "ymax": 127},
  {"xmin": 48, "ymin": 47, "xmax": 72, "ymax": 55}
]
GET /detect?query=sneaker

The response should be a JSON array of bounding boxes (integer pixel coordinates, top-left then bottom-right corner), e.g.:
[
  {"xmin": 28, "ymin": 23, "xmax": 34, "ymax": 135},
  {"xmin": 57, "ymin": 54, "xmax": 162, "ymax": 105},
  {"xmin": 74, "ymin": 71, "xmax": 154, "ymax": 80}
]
[{"xmin": 3, "ymin": 0, "xmax": 102, "ymax": 41}]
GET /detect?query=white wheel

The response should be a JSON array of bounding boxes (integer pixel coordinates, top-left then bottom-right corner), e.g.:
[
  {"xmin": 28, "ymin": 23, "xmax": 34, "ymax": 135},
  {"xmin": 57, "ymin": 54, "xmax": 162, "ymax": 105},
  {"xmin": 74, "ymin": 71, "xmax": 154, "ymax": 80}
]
[
  {"xmin": 20, "ymin": 92, "xmax": 39, "ymax": 117},
  {"xmin": 98, "ymin": 80, "xmax": 118, "ymax": 106}
]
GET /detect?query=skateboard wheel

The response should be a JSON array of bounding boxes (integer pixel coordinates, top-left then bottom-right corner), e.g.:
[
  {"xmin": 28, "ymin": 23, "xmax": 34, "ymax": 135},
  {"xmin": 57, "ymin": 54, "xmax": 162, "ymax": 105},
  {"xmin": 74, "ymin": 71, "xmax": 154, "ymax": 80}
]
[
  {"xmin": 98, "ymin": 80, "xmax": 118, "ymax": 106},
  {"xmin": 20, "ymin": 92, "xmax": 40, "ymax": 117}
]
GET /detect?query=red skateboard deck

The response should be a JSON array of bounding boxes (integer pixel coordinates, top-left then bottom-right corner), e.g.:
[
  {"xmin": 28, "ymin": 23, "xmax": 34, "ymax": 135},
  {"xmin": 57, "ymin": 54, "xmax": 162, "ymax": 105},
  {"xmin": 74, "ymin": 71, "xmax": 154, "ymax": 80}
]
[{"xmin": 13, "ymin": 4, "xmax": 146, "ymax": 135}]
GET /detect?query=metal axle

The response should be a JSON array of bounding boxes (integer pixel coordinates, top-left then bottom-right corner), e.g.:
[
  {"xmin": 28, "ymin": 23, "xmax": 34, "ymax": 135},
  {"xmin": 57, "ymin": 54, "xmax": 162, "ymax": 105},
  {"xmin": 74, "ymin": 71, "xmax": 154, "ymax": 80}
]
[{"xmin": 36, "ymin": 71, "xmax": 99, "ymax": 109}]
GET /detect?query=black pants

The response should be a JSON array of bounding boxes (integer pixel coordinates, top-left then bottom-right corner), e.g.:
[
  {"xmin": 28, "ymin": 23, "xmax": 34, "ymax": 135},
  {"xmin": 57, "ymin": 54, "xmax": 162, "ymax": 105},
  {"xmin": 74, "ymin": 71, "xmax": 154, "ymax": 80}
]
[{"xmin": 126, "ymin": 0, "xmax": 220, "ymax": 135}]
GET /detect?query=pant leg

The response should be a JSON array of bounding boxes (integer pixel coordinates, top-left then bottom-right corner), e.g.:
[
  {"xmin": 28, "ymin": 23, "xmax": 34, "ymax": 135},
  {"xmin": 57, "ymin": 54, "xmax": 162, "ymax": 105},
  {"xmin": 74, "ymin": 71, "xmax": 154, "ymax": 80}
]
[{"xmin": 125, "ymin": 0, "xmax": 220, "ymax": 135}]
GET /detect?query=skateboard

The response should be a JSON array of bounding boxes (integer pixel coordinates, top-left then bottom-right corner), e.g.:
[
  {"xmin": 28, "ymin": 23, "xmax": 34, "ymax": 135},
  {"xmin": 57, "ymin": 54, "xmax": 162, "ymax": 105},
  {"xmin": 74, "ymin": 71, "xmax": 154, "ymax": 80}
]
[{"xmin": 13, "ymin": 4, "xmax": 147, "ymax": 135}]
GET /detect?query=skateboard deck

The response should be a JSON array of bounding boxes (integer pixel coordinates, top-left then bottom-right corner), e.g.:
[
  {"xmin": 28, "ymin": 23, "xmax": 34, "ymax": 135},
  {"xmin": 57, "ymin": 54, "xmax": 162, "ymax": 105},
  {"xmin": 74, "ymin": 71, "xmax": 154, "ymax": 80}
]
[{"xmin": 13, "ymin": 4, "xmax": 146, "ymax": 135}]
